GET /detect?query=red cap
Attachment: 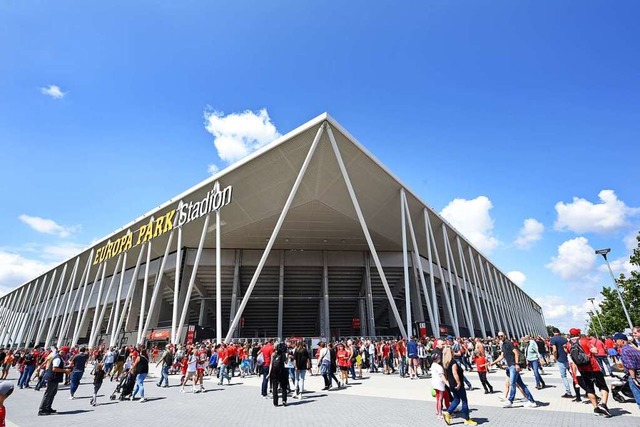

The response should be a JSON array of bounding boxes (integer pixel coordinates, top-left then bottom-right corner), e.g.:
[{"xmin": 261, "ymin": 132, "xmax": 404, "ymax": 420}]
[
  {"xmin": 569, "ymin": 328, "xmax": 581, "ymax": 336},
  {"xmin": 60, "ymin": 346, "xmax": 70, "ymax": 353}
]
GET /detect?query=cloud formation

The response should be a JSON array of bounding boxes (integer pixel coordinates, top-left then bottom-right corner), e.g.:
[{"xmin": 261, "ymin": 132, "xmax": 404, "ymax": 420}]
[
  {"xmin": 440, "ymin": 196, "xmax": 499, "ymax": 253},
  {"xmin": 204, "ymin": 109, "xmax": 280, "ymax": 164},
  {"xmin": 546, "ymin": 237, "xmax": 597, "ymax": 280},
  {"xmin": 19, "ymin": 214, "xmax": 79, "ymax": 238},
  {"xmin": 40, "ymin": 84, "xmax": 66, "ymax": 99},
  {"xmin": 535, "ymin": 295, "xmax": 596, "ymax": 332},
  {"xmin": 514, "ymin": 218, "xmax": 544, "ymax": 249},
  {"xmin": 507, "ymin": 271, "xmax": 526, "ymax": 287},
  {"xmin": 0, "ymin": 250, "xmax": 53, "ymax": 295},
  {"xmin": 554, "ymin": 190, "xmax": 639, "ymax": 234},
  {"xmin": 207, "ymin": 164, "xmax": 219, "ymax": 175}
]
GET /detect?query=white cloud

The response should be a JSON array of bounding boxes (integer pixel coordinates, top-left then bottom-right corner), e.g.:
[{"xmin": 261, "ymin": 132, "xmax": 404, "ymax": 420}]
[
  {"xmin": 546, "ymin": 237, "xmax": 597, "ymax": 280},
  {"xmin": 440, "ymin": 196, "xmax": 499, "ymax": 253},
  {"xmin": 40, "ymin": 84, "xmax": 66, "ymax": 99},
  {"xmin": 0, "ymin": 250, "xmax": 53, "ymax": 295},
  {"xmin": 507, "ymin": 271, "xmax": 526, "ymax": 287},
  {"xmin": 204, "ymin": 108, "xmax": 280, "ymax": 164},
  {"xmin": 554, "ymin": 190, "xmax": 639, "ymax": 234},
  {"xmin": 599, "ymin": 256, "xmax": 637, "ymax": 278},
  {"xmin": 535, "ymin": 295, "xmax": 597, "ymax": 333},
  {"xmin": 624, "ymin": 231, "xmax": 639, "ymax": 252},
  {"xmin": 19, "ymin": 214, "xmax": 79, "ymax": 238},
  {"xmin": 514, "ymin": 218, "xmax": 544, "ymax": 249},
  {"xmin": 207, "ymin": 164, "xmax": 219, "ymax": 175}
]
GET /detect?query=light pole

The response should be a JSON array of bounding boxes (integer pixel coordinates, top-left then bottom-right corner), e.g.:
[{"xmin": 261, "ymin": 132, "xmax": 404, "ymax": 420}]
[
  {"xmin": 595, "ymin": 248, "xmax": 634, "ymax": 331},
  {"xmin": 587, "ymin": 297, "xmax": 605, "ymax": 337}
]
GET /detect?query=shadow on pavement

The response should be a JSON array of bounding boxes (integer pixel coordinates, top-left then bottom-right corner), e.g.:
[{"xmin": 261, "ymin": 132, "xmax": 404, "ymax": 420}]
[{"xmin": 57, "ymin": 410, "xmax": 94, "ymax": 415}]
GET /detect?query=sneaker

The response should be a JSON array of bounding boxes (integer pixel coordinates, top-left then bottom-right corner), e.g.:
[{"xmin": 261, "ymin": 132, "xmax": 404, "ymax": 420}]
[
  {"xmin": 69, "ymin": 396, "xmax": 74, "ymax": 400},
  {"xmin": 464, "ymin": 420, "xmax": 478, "ymax": 426},
  {"xmin": 598, "ymin": 404, "xmax": 611, "ymax": 417},
  {"xmin": 503, "ymin": 401, "xmax": 513, "ymax": 408},
  {"xmin": 283, "ymin": 401, "xmax": 287, "ymax": 407},
  {"xmin": 139, "ymin": 398, "xmax": 146, "ymax": 403},
  {"xmin": 524, "ymin": 401, "xmax": 537, "ymax": 408},
  {"xmin": 573, "ymin": 397, "xmax": 582, "ymax": 402},
  {"xmin": 443, "ymin": 411, "xmax": 452, "ymax": 425},
  {"xmin": 561, "ymin": 393, "xmax": 573, "ymax": 398},
  {"xmin": 129, "ymin": 395, "xmax": 134, "ymax": 401},
  {"xmin": 594, "ymin": 407, "xmax": 607, "ymax": 416}
]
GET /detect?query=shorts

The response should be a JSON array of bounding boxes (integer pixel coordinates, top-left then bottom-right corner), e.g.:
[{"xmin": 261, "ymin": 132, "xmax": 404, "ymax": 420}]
[
  {"xmin": 578, "ymin": 371, "xmax": 609, "ymax": 396},
  {"xmin": 339, "ymin": 366, "xmax": 349, "ymax": 372},
  {"xmin": 196, "ymin": 368, "xmax": 204, "ymax": 375},
  {"xmin": 2, "ymin": 364, "xmax": 9, "ymax": 371},
  {"xmin": 186, "ymin": 371, "xmax": 196, "ymax": 380}
]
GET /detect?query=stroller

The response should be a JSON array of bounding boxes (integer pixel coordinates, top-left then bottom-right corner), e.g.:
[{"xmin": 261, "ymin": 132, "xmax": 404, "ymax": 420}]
[
  {"xmin": 611, "ymin": 373, "xmax": 635, "ymax": 403},
  {"xmin": 110, "ymin": 370, "xmax": 136, "ymax": 401}
]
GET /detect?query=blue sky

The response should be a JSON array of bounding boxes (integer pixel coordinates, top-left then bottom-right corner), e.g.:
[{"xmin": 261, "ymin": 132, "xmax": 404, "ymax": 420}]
[{"xmin": 1, "ymin": 1, "xmax": 639, "ymax": 332}]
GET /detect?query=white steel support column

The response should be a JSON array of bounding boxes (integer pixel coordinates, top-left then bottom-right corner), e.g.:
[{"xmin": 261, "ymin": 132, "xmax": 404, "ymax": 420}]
[
  {"xmin": 468, "ymin": 249, "xmax": 490, "ymax": 337},
  {"xmin": 423, "ymin": 211, "xmax": 440, "ymax": 335},
  {"xmin": 16, "ymin": 277, "xmax": 41, "ymax": 346},
  {"xmin": 229, "ymin": 250, "xmax": 241, "ymax": 333},
  {"xmin": 62, "ymin": 251, "xmax": 94, "ymax": 345},
  {"xmin": 486, "ymin": 263, "xmax": 507, "ymax": 335},
  {"xmin": 489, "ymin": 267, "xmax": 510, "ymax": 336},
  {"xmin": 401, "ymin": 191, "xmax": 436, "ymax": 334},
  {"xmin": 322, "ymin": 251, "xmax": 331, "ymax": 340},
  {"xmin": 141, "ymin": 230, "xmax": 175, "ymax": 343},
  {"xmin": 450, "ymin": 235, "xmax": 475, "ymax": 334},
  {"xmin": 225, "ymin": 123, "xmax": 326, "ymax": 343},
  {"xmin": 400, "ymin": 189, "xmax": 413, "ymax": 338},
  {"xmin": 72, "ymin": 263, "xmax": 104, "ymax": 347},
  {"xmin": 57, "ymin": 258, "xmax": 80, "ymax": 343},
  {"xmin": 426, "ymin": 213, "xmax": 456, "ymax": 337},
  {"xmin": 516, "ymin": 289, "xmax": 532, "ymax": 335},
  {"xmin": 176, "ymin": 217, "xmax": 209, "ymax": 344},
  {"xmin": 277, "ymin": 250, "xmax": 285, "ymax": 340},
  {"xmin": 44, "ymin": 264, "xmax": 69, "ymax": 348},
  {"xmin": 22, "ymin": 275, "xmax": 48, "ymax": 346},
  {"xmin": 458, "ymin": 240, "xmax": 485, "ymax": 337},
  {"xmin": 0, "ymin": 292, "xmax": 17, "ymax": 343},
  {"xmin": 26, "ymin": 272, "xmax": 54, "ymax": 346},
  {"xmin": 499, "ymin": 273, "xmax": 522, "ymax": 338},
  {"xmin": 87, "ymin": 261, "xmax": 107, "ymax": 346},
  {"xmin": 172, "ymin": 227, "xmax": 182, "ymax": 344},
  {"xmin": 479, "ymin": 259, "xmax": 501, "ymax": 334},
  {"xmin": 89, "ymin": 255, "xmax": 123, "ymax": 348},
  {"xmin": 363, "ymin": 253, "xmax": 376, "ymax": 337},
  {"xmin": 493, "ymin": 268, "xmax": 516, "ymax": 337},
  {"xmin": 441, "ymin": 226, "xmax": 462, "ymax": 335},
  {"xmin": 510, "ymin": 280, "xmax": 528, "ymax": 336},
  {"xmin": 108, "ymin": 251, "xmax": 128, "ymax": 342},
  {"xmin": 138, "ymin": 241, "xmax": 153, "ymax": 344},
  {"xmin": 502, "ymin": 275, "xmax": 524, "ymax": 337},
  {"xmin": 8, "ymin": 284, "xmax": 31, "ymax": 347},
  {"xmin": 326, "ymin": 125, "xmax": 407, "ymax": 338},
  {"xmin": 216, "ymin": 209, "xmax": 222, "ymax": 344},
  {"xmin": 111, "ymin": 244, "xmax": 146, "ymax": 347}
]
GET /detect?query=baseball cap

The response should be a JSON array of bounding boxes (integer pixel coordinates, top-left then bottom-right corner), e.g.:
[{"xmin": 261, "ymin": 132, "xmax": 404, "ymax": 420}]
[
  {"xmin": 446, "ymin": 335, "xmax": 453, "ymax": 340},
  {"xmin": 569, "ymin": 328, "xmax": 581, "ymax": 337},
  {"xmin": 0, "ymin": 381, "xmax": 14, "ymax": 397},
  {"xmin": 613, "ymin": 333, "xmax": 628, "ymax": 341},
  {"xmin": 60, "ymin": 346, "xmax": 70, "ymax": 353}
]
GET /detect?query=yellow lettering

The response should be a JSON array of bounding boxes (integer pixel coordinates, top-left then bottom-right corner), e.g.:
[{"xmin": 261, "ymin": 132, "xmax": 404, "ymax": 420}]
[
  {"xmin": 93, "ymin": 248, "xmax": 101, "ymax": 265},
  {"xmin": 136, "ymin": 225, "xmax": 147, "ymax": 245},
  {"xmin": 105, "ymin": 241, "xmax": 113, "ymax": 260},
  {"xmin": 163, "ymin": 210, "xmax": 175, "ymax": 233},
  {"xmin": 143, "ymin": 220, "xmax": 154, "ymax": 242},
  {"xmin": 153, "ymin": 217, "xmax": 164, "ymax": 238},
  {"xmin": 122, "ymin": 232, "xmax": 133, "ymax": 252}
]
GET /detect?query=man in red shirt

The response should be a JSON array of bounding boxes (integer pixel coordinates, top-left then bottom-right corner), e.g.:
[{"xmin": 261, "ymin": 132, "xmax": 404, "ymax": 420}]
[
  {"xmin": 382, "ymin": 342, "xmax": 390, "ymax": 374},
  {"xmin": 396, "ymin": 340, "xmax": 407, "ymax": 378},
  {"xmin": 569, "ymin": 328, "xmax": 611, "ymax": 417},
  {"xmin": 259, "ymin": 340, "xmax": 274, "ymax": 398}
]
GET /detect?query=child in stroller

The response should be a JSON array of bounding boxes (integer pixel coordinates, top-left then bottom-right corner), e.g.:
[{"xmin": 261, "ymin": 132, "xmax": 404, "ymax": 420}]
[{"xmin": 110, "ymin": 369, "xmax": 136, "ymax": 401}]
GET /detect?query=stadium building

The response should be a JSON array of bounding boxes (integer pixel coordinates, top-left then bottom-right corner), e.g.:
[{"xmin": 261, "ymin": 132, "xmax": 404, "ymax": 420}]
[{"xmin": 0, "ymin": 113, "xmax": 546, "ymax": 349}]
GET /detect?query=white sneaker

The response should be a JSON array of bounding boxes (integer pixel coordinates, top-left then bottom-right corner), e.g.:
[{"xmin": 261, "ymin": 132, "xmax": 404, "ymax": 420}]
[
  {"xmin": 503, "ymin": 401, "xmax": 513, "ymax": 408},
  {"xmin": 524, "ymin": 401, "xmax": 537, "ymax": 408},
  {"xmin": 139, "ymin": 398, "xmax": 146, "ymax": 403}
]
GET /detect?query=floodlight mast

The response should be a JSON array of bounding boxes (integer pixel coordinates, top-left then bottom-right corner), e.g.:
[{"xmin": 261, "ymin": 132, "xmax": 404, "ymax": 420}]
[
  {"xmin": 595, "ymin": 248, "xmax": 633, "ymax": 331},
  {"xmin": 587, "ymin": 297, "xmax": 605, "ymax": 337}
]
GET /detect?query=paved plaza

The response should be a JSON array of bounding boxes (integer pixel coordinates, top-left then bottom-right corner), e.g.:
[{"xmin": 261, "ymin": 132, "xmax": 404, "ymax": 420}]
[{"xmin": 5, "ymin": 363, "xmax": 639, "ymax": 426}]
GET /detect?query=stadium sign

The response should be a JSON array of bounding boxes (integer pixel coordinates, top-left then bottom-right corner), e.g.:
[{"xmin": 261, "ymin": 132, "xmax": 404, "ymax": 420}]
[{"xmin": 93, "ymin": 182, "xmax": 232, "ymax": 265}]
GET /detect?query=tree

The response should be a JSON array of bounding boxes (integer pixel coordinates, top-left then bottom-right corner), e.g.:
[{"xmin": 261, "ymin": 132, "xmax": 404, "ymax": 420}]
[{"xmin": 596, "ymin": 232, "xmax": 640, "ymax": 334}]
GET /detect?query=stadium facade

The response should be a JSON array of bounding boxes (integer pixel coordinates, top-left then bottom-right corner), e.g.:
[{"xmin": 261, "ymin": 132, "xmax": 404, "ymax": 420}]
[{"xmin": 0, "ymin": 113, "xmax": 547, "ymax": 349}]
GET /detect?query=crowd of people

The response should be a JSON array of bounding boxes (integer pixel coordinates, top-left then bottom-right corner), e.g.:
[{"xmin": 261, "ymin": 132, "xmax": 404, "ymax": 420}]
[{"xmin": 0, "ymin": 325, "xmax": 638, "ymax": 425}]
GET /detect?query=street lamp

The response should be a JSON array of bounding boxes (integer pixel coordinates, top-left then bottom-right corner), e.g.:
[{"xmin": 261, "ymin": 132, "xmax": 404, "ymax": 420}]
[
  {"xmin": 595, "ymin": 248, "xmax": 634, "ymax": 331},
  {"xmin": 587, "ymin": 297, "xmax": 605, "ymax": 337}
]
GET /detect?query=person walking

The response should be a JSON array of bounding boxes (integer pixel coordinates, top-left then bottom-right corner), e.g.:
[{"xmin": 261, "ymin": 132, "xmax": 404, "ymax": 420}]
[
  {"xmin": 614, "ymin": 332, "xmax": 640, "ymax": 409},
  {"xmin": 442, "ymin": 347, "xmax": 477, "ymax": 426},
  {"xmin": 17, "ymin": 348, "xmax": 37, "ymax": 389},
  {"xmin": 130, "ymin": 346, "xmax": 149, "ymax": 402},
  {"xmin": 38, "ymin": 346, "xmax": 71, "ymax": 416},
  {"xmin": 549, "ymin": 328, "xmax": 573, "ymax": 398},
  {"xmin": 156, "ymin": 346, "xmax": 173, "ymax": 388},
  {"xmin": 293, "ymin": 341, "xmax": 310, "ymax": 399},
  {"xmin": 89, "ymin": 362, "xmax": 105, "ymax": 406},
  {"xmin": 523, "ymin": 336, "xmax": 545, "ymax": 389},
  {"xmin": 69, "ymin": 347, "xmax": 89, "ymax": 399},
  {"xmin": 490, "ymin": 331, "xmax": 537, "ymax": 409},
  {"xmin": 258, "ymin": 340, "xmax": 274, "ymax": 398},
  {"xmin": 430, "ymin": 353, "xmax": 449, "ymax": 420},
  {"xmin": 472, "ymin": 350, "xmax": 493, "ymax": 394},
  {"xmin": 181, "ymin": 348, "xmax": 198, "ymax": 393},
  {"xmin": 318, "ymin": 342, "xmax": 332, "ymax": 390},
  {"xmin": 269, "ymin": 343, "xmax": 289, "ymax": 407}
]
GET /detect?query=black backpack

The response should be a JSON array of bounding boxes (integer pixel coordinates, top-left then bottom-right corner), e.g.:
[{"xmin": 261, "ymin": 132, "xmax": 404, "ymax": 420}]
[
  {"xmin": 570, "ymin": 340, "xmax": 591, "ymax": 366},
  {"xmin": 271, "ymin": 353, "xmax": 284, "ymax": 376}
]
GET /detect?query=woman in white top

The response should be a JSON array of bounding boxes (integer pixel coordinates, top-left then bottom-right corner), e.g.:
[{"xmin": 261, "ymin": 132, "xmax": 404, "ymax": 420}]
[
  {"xmin": 180, "ymin": 349, "xmax": 198, "ymax": 393},
  {"xmin": 430, "ymin": 353, "xmax": 449, "ymax": 420}
]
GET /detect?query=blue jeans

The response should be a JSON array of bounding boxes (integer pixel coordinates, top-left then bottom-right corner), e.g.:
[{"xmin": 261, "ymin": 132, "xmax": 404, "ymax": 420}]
[
  {"xmin": 629, "ymin": 377, "xmax": 640, "ymax": 409},
  {"xmin": 18, "ymin": 364, "xmax": 35, "ymax": 387},
  {"xmin": 447, "ymin": 385, "xmax": 470, "ymax": 420},
  {"xmin": 69, "ymin": 371, "xmax": 83, "ymax": 396},
  {"xmin": 133, "ymin": 373, "xmax": 147, "ymax": 398},
  {"xmin": 507, "ymin": 365, "xmax": 534, "ymax": 403},
  {"xmin": 369, "ymin": 355, "xmax": 378, "ymax": 372},
  {"xmin": 398, "ymin": 358, "xmax": 406, "ymax": 377},
  {"xmin": 157, "ymin": 365, "xmax": 169, "ymax": 387},
  {"xmin": 261, "ymin": 366, "xmax": 269, "ymax": 396},
  {"xmin": 557, "ymin": 361, "xmax": 572, "ymax": 395},
  {"xmin": 295, "ymin": 369, "xmax": 306, "ymax": 394},
  {"xmin": 529, "ymin": 359, "xmax": 544, "ymax": 386},
  {"xmin": 219, "ymin": 365, "xmax": 230, "ymax": 384}
]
